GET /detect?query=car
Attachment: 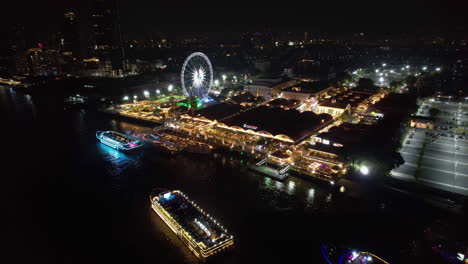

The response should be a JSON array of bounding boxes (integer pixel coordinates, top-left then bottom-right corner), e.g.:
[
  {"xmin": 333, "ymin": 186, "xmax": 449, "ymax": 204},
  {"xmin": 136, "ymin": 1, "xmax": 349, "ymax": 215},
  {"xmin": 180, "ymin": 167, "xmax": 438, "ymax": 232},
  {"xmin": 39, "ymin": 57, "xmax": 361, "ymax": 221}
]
[
  {"xmin": 409, "ymin": 135, "xmax": 414, "ymax": 139},
  {"xmin": 406, "ymin": 140, "xmax": 411, "ymax": 144},
  {"xmin": 458, "ymin": 136, "xmax": 464, "ymax": 139},
  {"xmin": 450, "ymin": 134, "xmax": 454, "ymax": 138}
]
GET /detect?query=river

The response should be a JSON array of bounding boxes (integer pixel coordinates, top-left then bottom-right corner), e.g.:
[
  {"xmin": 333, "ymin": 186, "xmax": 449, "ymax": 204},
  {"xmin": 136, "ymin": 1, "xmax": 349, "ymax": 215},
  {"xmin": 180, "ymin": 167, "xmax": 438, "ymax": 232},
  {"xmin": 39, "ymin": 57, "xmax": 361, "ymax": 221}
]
[{"xmin": 2, "ymin": 86, "xmax": 466, "ymax": 264}]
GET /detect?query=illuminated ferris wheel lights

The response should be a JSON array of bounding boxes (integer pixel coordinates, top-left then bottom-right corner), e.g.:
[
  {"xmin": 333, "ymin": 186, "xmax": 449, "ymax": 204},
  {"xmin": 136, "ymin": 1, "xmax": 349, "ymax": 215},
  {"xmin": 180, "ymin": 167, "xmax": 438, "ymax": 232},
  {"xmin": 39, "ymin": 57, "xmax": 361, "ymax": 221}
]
[
  {"xmin": 181, "ymin": 52, "xmax": 213, "ymax": 98},
  {"xmin": 192, "ymin": 67, "xmax": 206, "ymax": 88}
]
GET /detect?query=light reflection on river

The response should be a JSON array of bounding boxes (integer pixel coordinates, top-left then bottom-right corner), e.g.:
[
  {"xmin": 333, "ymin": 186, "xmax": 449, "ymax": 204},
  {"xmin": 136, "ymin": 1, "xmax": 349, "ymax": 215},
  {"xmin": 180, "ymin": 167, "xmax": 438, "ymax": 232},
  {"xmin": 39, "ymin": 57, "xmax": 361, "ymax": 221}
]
[{"xmin": 2, "ymin": 86, "xmax": 464, "ymax": 264}]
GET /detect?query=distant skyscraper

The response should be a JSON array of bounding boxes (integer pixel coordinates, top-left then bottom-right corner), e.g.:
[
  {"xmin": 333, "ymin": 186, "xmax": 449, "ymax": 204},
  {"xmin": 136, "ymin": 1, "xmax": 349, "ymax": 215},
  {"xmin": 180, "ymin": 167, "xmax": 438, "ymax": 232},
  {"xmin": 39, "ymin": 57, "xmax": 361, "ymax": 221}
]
[
  {"xmin": 10, "ymin": 24, "xmax": 27, "ymax": 53},
  {"xmin": 61, "ymin": 12, "xmax": 80, "ymax": 59},
  {"xmin": 8, "ymin": 24, "xmax": 28, "ymax": 74},
  {"xmin": 89, "ymin": 0, "xmax": 124, "ymax": 77}
]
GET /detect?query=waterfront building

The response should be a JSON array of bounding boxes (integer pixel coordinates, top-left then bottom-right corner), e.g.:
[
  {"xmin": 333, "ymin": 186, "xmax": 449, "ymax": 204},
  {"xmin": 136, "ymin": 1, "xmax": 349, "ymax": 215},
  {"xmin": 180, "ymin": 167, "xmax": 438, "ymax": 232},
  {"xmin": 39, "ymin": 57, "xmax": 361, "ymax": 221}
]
[{"xmin": 16, "ymin": 47, "xmax": 62, "ymax": 76}]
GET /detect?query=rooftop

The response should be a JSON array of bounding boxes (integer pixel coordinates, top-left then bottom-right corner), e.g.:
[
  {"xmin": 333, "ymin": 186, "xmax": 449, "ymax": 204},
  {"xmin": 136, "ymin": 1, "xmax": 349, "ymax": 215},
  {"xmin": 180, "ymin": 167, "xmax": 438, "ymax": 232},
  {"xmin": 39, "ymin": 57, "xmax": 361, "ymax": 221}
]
[
  {"xmin": 223, "ymin": 105, "xmax": 333, "ymax": 142},
  {"xmin": 248, "ymin": 76, "xmax": 283, "ymax": 87},
  {"xmin": 316, "ymin": 122, "xmax": 373, "ymax": 146},
  {"xmin": 229, "ymin": 92, "xmax": 262, "ymax": 104},
  {"xmin": 282, "ymin": 81, "xmax": 331, "ymax": 94},
  {"xmin": 370, "ymin": 92, "xmax": 417, "ymax": 113},
  {"xmin": 195, "ymin": 102, "xmax": 243, "ymax": 121},
  {"xmin": 156, "ymin": 191, "xmax": 231, "ymax": 249},
  {"xmin": 319, "ymin": 89, "xmax": 373, "ymax": 108},
  {"xmin": 266, "ymin": 98, "xmax": 300, "ymax": 109}
]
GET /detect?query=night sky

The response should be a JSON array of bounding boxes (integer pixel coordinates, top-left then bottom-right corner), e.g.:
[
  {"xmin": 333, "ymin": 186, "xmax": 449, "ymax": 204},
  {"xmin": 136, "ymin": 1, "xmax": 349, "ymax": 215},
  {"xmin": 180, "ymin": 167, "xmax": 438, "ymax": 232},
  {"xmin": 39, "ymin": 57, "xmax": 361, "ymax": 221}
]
[{"xmin": 2, "ymin": 0, "xmax": 467, "ymax": 42}]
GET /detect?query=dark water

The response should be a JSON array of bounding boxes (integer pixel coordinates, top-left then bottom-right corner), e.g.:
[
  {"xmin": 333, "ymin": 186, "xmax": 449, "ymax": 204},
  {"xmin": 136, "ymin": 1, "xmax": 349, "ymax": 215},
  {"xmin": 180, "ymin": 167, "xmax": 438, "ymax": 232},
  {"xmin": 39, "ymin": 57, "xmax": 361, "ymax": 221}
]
[{"xmin": 2, "ymin": 87, "xmax": 466, "ymax": 264}]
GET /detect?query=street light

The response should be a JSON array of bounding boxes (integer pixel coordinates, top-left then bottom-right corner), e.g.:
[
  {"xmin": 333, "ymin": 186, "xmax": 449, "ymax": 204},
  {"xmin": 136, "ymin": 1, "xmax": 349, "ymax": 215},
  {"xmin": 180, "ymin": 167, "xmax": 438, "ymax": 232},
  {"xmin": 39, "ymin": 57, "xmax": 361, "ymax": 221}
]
[
  {"xmin": 143, "ymin": 90, "xmax": 150, "ymax": 97},
  {"xmin": 382, "ymin": 63, "xmax": 386, "ymax": 67},
  {"xmin": 422, "ymin": 66, "xmax": 427, "ymax": 71},
  {"xmin": 436, "ymin": 67, "xmax": 441, "ymax": 71},
  {"xmin": 156, "ymin": 89, "xmax": 160, "ymax": 94},
  {"xmin": 214, "ymin": 79, "xmax": 219, "ymax": 85},
  {"xmin": 123, "ymin": 96, "xmax": 129, "ymax": 100},
  {"xmin": 168, "ymin": 84, "xmax": 173, "ymax": 92},
  {"xmin": 360, "ymin": 165, "xmax": 369, "ymax": 175},
  {"xmin": 222, "ymin": 74, "xmax": 227, "ymax": 81}
]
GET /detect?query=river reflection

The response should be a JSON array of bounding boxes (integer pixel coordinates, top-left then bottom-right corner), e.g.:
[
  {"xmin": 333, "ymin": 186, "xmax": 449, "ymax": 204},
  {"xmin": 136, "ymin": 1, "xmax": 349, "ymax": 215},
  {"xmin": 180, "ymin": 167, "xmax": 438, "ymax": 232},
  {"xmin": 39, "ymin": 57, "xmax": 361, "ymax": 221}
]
[{"xmin": 4, "ymin": 87, "xmax": 465, "ymax": 264}]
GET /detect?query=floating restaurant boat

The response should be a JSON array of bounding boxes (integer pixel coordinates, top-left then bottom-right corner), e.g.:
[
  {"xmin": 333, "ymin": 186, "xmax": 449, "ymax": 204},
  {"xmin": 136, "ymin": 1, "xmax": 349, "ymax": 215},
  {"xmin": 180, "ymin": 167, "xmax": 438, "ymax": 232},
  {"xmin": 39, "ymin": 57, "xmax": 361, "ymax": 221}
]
[
  {"xmin": 64, "ymin": 94, "xmax": 87, "ymax": 107},
  {"xmin": 150, "ymin": 190, "xmax": 234, "ymax": 261},
  {"xmin": 96, "ymin": 131, "xmax": 143, "ymax": 151}
]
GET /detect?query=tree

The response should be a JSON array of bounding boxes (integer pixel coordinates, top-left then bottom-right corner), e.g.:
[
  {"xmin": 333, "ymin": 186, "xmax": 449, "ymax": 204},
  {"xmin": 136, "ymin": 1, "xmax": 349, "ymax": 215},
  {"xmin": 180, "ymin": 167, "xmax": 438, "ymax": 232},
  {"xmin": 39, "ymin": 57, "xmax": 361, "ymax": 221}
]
[
  {"xmin": 405, "ymin": 75, "xmax": 418, "ymax": 95},
  {"xmin": 339, "ymin": 111, "xmax": 352, "ymax": 122},
  {"xmin": 357, "ymin": 78, "xmax": 376, "ymax": 91},
  {"xmin": 429, "ymin": 107, "xmax": 440, "ymax": 118},
  {"xmin": 389, "ymin": 81, "xmax": 401, "ymax": 92}
]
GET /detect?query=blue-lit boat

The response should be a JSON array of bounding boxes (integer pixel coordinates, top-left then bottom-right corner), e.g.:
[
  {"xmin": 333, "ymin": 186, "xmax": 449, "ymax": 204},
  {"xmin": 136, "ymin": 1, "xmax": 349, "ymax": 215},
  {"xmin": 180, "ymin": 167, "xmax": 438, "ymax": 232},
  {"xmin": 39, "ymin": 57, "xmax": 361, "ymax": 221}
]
[{"xmin": 96, "ymin": 131, "xmax": 143, "ymax": 151}]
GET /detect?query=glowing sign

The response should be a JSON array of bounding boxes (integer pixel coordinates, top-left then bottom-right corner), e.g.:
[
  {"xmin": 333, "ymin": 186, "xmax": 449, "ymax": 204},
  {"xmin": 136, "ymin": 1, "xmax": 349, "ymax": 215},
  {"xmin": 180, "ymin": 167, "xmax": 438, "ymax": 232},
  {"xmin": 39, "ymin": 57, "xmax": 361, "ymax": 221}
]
[{"xmin": 243, "ymin": 124, "xmax": 258, "ymax": 130}]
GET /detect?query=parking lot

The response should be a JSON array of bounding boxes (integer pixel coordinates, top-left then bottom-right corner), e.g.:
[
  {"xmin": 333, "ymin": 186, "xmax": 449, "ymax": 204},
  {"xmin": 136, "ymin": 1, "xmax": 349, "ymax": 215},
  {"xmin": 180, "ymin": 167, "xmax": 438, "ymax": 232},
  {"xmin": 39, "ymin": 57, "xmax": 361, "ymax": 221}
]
[{"xmin": 391, "ymin": 100, "xmax": 468, "ymax": 196}]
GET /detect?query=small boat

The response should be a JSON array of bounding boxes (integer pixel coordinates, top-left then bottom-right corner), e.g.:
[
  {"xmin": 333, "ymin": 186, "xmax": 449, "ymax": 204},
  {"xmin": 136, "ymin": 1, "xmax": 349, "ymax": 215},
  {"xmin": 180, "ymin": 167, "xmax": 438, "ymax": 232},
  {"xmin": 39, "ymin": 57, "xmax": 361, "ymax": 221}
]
[{"xmin": 96, "ymin": 131, "xmax": 143, "ymax": 151}]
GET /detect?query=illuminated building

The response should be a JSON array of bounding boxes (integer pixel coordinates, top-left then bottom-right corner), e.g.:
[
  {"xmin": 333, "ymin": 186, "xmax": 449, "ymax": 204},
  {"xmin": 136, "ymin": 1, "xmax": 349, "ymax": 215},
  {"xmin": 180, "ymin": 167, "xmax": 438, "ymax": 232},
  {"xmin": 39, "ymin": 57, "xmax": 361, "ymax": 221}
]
[
  {"xmin": 61, "ymin": 12, "xmax": 80, "ymax": 58},
  {"xmin": 315, "ymin": 90, "xmax": 374, "ymax": 118},
  {"xmin": 16, "ymin": 47, "xmax": 62, "ymax": 76},
  {"xmin": 410, "ymin": 117, "xmax": 434, "ymax": 129},
  {"xmin": 278, "ymin": 81, "xmax": 334, "ymax": 103},
  {"xmin": 89, "ymin": 0, "xmax": 125, "ymax": 77},
  {"xmin": 150, "ymin": 190, "xmax": 234, "ymax": 261},
  {"xmin": 244, "ymin": 77, "xmax": 297, "ymax": 99},
  {"xmin": 96, "ymin": 131, "xmax": 143, "ymax": 151}
]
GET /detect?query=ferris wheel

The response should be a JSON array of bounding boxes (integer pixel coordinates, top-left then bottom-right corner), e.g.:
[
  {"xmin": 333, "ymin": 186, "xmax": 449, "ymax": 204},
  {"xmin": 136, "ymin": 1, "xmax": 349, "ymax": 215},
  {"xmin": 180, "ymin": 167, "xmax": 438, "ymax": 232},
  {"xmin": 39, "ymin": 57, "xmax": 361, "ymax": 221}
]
[{"xmin": 181, "ymin": 52, "xmax": 213, "ymax": 98}]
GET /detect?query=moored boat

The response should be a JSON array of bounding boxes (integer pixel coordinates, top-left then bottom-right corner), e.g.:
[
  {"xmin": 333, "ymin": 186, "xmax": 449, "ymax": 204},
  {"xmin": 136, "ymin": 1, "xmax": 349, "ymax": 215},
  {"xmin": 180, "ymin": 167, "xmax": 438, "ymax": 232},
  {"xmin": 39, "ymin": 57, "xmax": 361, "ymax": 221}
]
[{"xmin": 96, "ymin": 131, "xmax": 143, "ymax": 151}]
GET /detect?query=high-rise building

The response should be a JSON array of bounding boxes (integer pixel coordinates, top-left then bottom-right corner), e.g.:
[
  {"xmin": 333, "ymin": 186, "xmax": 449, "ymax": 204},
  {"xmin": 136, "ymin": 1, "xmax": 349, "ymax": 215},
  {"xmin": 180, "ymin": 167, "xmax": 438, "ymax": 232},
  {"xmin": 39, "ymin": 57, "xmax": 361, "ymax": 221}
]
[
  {"xmin": 15, "ymin": 46, "xmax": 62, "ymax": 76},
  {"xmin": 8, "ymin": 24, "xmax": 28, "ymax": 74},
  {"xmin": 10, "ymin": 24, "xmax": 27, "ymax": 54},
  {"xmin": 89, "ymin": 0, "xmax": 124, "ymax": 77},
  {"xmin": 60, "ymin": 12, "xmax": 80, "ymax": 59}
]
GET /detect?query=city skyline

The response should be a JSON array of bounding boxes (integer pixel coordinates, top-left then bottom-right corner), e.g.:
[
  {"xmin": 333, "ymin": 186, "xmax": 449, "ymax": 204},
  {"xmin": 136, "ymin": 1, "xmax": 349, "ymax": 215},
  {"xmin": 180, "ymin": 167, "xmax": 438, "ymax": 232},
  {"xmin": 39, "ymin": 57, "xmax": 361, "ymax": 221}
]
[
  {"xmin": 2, "ymin": 1, "xmax": 467, "ymax": 42},
  {"xmin": 2, "ymin": 1, "xmax": 468, "ymax": 263}
]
